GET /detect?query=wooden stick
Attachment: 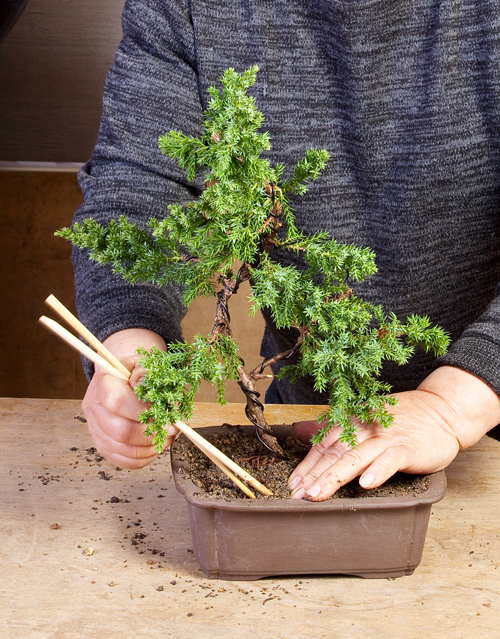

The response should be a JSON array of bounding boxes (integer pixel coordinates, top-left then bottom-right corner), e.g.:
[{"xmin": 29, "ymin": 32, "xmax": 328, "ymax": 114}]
[
  {"xmin": 174, "ymin": 420, "xmax": 273, "ymax": 496},
  {"xmin": 178, "ymin": 428, "xmax": 256, "ymax": 498},
  {"xmin": 45, "ymin": 294, "xmax": 131, "ymax": 379},
  {"xmin": 39, "ymin": 316, "xmax": 130, "ymax": 381}
]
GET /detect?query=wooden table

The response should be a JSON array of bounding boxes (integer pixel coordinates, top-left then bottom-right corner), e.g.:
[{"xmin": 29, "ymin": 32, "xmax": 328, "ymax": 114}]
[{"xmin": 1, "ymin": 398, "xmax": 499, "ymax": 638}]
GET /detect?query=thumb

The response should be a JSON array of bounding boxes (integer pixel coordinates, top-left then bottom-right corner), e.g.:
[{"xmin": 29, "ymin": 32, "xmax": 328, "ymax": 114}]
[
  {"xmin": 111, "ymin": 354, "xmax": 145, "ymax": 390},
  {"xmin": 120, "ymin": 355, "xmax": 146, "ymax": 391}
]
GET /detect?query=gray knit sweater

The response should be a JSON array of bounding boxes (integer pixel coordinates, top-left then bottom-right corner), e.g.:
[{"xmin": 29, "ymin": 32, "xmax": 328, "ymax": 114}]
[{"xmin": 73, "ymin": 0, "xmax": 500, "ymax": 432}]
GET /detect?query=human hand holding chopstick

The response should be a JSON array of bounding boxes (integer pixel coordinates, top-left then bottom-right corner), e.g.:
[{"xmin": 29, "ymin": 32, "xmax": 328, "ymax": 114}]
[
  {"xmin": 41, "ymin": 296, "xmax": 272, "ymax": 497},
  {"xmin": 83, "ymin": 327, "xmax": 174, "ymax": 470},
  {"xmin": 40, "ymin": 298, "xmax": 175, "ymax": 467}
]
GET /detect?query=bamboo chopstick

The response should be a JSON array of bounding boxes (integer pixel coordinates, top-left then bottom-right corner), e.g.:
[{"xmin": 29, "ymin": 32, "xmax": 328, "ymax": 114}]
[
  {"xmin": 45, "ymin": 294, "xmax": 131, "ymax": 379},
  {"xmin": 39, "ymin": 302, "xmax": 272, "ymax": 498},
  {"xmin": 179, "ymin": 434, "xmax": 256, "ymax": 499},
  {"xmin": 39, "ymin": 316, "xmax": 130, "ymax": 381},
  {"xmin": 174, "ymin": 420, "xmax": 273, "ymax": 496}
]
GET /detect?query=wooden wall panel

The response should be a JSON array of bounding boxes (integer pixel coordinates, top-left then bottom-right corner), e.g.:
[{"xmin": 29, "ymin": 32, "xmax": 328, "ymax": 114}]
[
  {"xmin": 0, "ymin": 171, "xmax": 88, "ymax": 398},
  {"xmin": 182, "ymin": 279, "xmax": 271, "ymax": 404},
  {"xmin": 0, "ymin": 0, "xmax": 125, "ymax": 163}
]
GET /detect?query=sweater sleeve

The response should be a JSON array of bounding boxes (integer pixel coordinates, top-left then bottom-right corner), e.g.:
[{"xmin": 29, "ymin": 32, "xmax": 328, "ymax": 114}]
[
  {"xmin": 436, "ymin": 286, "xmax": 500, "ymax": 399},
  {"xmin": 435, "ymin": 284, "xmax": 500, "ymax": 440},
  {"xmin": 71, "ymin": 0, "xmax": 202, "ymax": 377}
]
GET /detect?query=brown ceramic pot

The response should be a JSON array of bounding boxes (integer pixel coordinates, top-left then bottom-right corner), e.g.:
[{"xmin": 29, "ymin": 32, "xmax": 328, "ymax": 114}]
[{"xmin": 171, "ymin": 425, "xmax": 447, "ymax": 581}]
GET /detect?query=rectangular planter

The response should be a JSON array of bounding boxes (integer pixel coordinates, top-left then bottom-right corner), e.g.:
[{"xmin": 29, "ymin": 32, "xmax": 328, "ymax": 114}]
[{"xmin": 171, "ymin": 426, "xmax": 447, "ymax": 580}]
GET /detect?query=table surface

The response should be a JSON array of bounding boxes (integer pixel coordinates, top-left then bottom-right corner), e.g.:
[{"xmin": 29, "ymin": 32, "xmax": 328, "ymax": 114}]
[{"xmin": 1, "ymin": 398, "xmax": 499, "ymax": 638}]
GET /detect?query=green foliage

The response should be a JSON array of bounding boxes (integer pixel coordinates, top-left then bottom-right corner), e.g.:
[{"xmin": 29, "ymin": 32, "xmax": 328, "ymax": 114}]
[
  {"xmin": 135, "ymin": 336, "xmax": 241, "ymax": 451},
  {"xmin": 56, "ymin": 217, "xmax": 179, "ymax": 287},
  {"xmin": 59, "ymin": 67, "xmax": 450, "ymax": 449},
  {"xmin": 282, "ymin": 149, "xmax": 331, "ymax": 195}
]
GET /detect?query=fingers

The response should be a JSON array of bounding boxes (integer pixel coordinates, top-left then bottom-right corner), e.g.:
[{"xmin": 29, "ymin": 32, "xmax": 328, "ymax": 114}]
[
  {"xmin": 82, "ymin": 365, "xmax": 167, "ymax": 470},
  {"xmin": 288, "ymin": 420, "xmax": 378, "ymax": 497},
  {"xmin": 288, "ymin": 425, "xmax": 345, "ymax": 490},
  {"xmin": 85, "ymin": 370, "xmax": 151, "ymax": 444},
  {"xmin": 359, "ymin": 446, "xmax": 409, "ymax": 489},
  {"xmin": 89, "ymin": 433, "xmax": 159, "ymax": 470},
  {"xmin": 289, "ymin": 437, "xmax": 373, "ymax": 500},
  {"xmin": 291, "ymin": 437, "xmax": 407, "ymax": 501},
  {"xmin": 128, "ymin": 359, "xmax": 147, "ymax": 390},
  {"xmin": 287, "ymin": 389, "xmax": 464, "ymax": 501}
]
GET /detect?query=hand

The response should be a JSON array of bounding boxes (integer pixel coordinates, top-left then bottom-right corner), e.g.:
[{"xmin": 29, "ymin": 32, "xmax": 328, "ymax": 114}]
[
  {"xmin": 81, "ymin": 328, "xmax": 177, "ymax": 469},
  {"xmin": 288, "ymin": 366, "xmax": 500, "ymax": 501}
]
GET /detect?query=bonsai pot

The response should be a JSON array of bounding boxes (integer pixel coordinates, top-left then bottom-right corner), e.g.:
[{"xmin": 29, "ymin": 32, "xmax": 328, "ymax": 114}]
[{"xmin": 170, "ymin": 425, "xmax": 447, "ymax": 581}]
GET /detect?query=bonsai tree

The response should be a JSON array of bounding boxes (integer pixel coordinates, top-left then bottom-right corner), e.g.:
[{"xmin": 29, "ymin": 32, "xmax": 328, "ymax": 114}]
[{"xmin": 58, "ymin": 66, "xmax": 449, "ymax": 458}]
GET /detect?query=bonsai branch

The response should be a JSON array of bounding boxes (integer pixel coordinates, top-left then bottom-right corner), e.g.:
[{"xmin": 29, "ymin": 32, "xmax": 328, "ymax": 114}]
[
  {"xmin": 259, "ymin": 182, "xmax": 283, "ymax": 250},
  {"xmin": 237, "ymin": 326, "xmax": 309, "ymax": 459},
  {"xmin": 208, "ymin": 261, "xmax": 295, "ymax": 458},
  {"xmin": 208, "ymin": 263, "xmax": 251, "ymax": 344},
  {"xmin": 249, "ymin": 326, "xmax": 309, "ymax": 382}
]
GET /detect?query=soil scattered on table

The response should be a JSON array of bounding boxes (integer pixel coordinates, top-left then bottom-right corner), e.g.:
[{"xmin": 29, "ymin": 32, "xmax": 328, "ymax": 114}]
[{"xmin": 174, "ymin": 425, "xmax": 430, "ymax": 500}]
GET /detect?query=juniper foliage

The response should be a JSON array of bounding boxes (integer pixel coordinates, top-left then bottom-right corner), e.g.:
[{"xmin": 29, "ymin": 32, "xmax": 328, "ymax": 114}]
[{"xmin": 58, "ymin": 66, "xmax": 449, "ymax": 451}]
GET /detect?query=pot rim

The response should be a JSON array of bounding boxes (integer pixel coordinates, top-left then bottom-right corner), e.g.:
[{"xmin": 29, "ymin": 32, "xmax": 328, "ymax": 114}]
[{"xmin": 170, "ymin": 425, "xmax": 447, "ymax": 512}]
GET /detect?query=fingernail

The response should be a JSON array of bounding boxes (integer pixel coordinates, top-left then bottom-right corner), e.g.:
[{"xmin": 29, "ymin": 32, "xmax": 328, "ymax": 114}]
[
  {"xmin": 305, "ymin": 484, "xmax": 321, "ymax": 498},
  {"xmin": 291, "ymin": 488, "xmax": 306, "ymax": 500},
  {"xmin": 360, "ymin": 473, "xmax": 375, "ymax": 488},
  {"xmin": 288, "ymin": 475, "xmax": 302, "ymax": 490}
]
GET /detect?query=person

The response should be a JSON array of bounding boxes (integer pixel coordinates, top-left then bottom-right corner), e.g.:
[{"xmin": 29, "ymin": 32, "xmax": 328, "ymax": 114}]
[{"xmin": 72, "ymin": 0, "xmax": 500, "ymax": 500}]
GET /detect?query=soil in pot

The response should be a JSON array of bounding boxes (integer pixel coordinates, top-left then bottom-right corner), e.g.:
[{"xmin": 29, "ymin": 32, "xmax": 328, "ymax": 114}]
[{"xmin": 173, "ymin": 423, "xmax": 430, "ymax": 500}]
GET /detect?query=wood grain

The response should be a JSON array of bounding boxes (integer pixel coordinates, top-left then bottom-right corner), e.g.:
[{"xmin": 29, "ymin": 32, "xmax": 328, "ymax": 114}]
[
  {"xmin": 1, "ymin": 398, "xmax": 499, "ymax": 638},
  {"xmin": 0, "ymin": 172, "xmax": 88, "ymax": 398}
]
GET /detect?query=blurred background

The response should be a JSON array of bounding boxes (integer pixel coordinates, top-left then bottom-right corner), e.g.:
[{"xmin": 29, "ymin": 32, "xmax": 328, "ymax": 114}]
[{"xmin": 0, "ymin": 0, "xmax": 268, "ymax": 402}]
